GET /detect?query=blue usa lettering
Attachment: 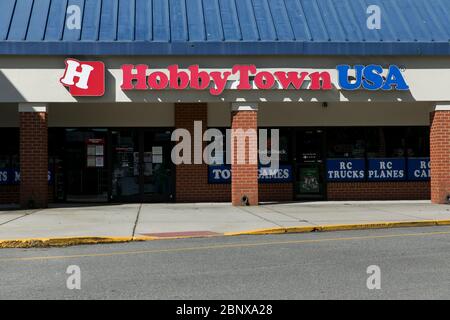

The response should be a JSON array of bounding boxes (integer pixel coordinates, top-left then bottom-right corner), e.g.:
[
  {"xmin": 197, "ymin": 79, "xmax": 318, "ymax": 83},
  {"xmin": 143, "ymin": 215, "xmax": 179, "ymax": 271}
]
[{"xmin": 337, "ymin": 65, "xmax": 409, "ymax": 91}]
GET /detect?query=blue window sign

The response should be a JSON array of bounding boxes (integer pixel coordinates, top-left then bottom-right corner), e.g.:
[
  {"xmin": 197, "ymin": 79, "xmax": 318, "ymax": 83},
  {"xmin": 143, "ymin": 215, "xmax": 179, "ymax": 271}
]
[
  {"xmin": 258, "ymin": 165, "xmax": 293, "ymax": 183},
  {"xmin": 0, "ymin": 168, "xmax": 52, "ymax": 185},
  {"xmin": 326, "ymin": 159, "xmax": 365, "ymax": 181},
  {"xmin": 407, "ymin": 158, "xmax": 430, "ymax": 181},
  {"xmin": 368, "ymin": 158, "xmax": 406, "ymax": 181},
  {"xmin": 208, "ymin": 165, "xmax": 292, "ymax": 184},
  {"xmin": 0, "ymin": 168, "xmax": 9, "ymax": 185},
  {"xmin": 208, "ymin": 165, "xmax": 232, "ymax": 184},
  {"xmin": 11, "ymin": 169, "xmax": 21, "ymax": 184}
]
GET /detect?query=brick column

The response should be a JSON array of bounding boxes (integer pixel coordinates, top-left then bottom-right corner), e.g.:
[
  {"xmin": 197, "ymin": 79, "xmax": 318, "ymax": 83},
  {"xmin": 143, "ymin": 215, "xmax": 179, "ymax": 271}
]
[
  {"xmin": 174, "ymin": 103, "xmax": 207, "ymax": 202},
  {"xmin": 430, "ymin": 104, "xmax": 450, "ymax": 204},
  {"xmin": 19, "ymin": 103, "xmax": 48, "ymax": 209},
  {"xmin": 231, "ymin": 103, "xmax": 258, "ymax": 206}
]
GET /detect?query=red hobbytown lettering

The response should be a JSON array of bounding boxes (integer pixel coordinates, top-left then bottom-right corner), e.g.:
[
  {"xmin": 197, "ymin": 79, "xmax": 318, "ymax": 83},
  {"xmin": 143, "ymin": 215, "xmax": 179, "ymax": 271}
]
[
  {"xmin": 232, "ymin": 65, "xmax": 257, "ymax": 89},
  {"xmin": 168, "ymin": 65, "xmax": 190, "ymax": 90},
  {"xmin": 189, "ymin": 65, "xmax": 210, "ymax": 90},
  {"xmin": 274, "ymin": 71, "xmax": 309, "ymax": 89},
  {"xmin": 209, "ymin": 71, "xmax": 231, "ymax": 95},
  {"xmin": 121, "ymin": 64, "xmax": 148, "ymax": 90},
  {"xmin": 119, "ymin": 64, "xmax": 334, "ymax": 94},
  {"xmin": 309, "ymin": 71, "xmax": 332, "ymax": 90}
]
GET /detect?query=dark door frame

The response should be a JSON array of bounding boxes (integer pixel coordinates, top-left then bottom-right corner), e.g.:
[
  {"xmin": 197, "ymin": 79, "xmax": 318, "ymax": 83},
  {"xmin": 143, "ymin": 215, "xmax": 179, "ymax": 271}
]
[
  {"xmin": 292, "ymin": 127, "xmax": 327, "ymax": 201},
  {"xmin": 61, "ymin": 128, "xmax": 109, "ymax": 203},
  {"xmin": 109, "ymin": 127, "xmax": 175, "ymax": 203},
  {"xmin": 140, "ymin": 128, "xmax": 175, "ymax": 203}
]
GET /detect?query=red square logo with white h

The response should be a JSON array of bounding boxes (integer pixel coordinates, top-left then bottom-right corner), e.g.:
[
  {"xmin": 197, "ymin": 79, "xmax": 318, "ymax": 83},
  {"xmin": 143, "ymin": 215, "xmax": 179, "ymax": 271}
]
[{"xmin": 60, "ymin": 58, "xmax": 105, "ymax": 96}]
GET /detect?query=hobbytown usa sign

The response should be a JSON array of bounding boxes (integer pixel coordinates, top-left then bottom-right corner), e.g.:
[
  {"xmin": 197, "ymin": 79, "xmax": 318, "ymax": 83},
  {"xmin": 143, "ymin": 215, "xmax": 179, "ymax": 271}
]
[{"xmin": 60, "ymin": 59, "xmax": 409, "ymax": 97}]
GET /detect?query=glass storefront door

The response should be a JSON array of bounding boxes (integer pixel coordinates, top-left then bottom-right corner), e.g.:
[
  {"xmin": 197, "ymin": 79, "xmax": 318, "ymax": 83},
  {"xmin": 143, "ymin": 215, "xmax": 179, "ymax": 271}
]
[
  {"xmin": 65, "ymin": 129, "xmax": 109, "ymax": 202},
  {"xmin": 294, "ymin": 129, "xmax": 326, "ymax": 200},
  {"xmin": 111, "ymin": 129, "xmax": 141, "ymax": 202},
  {"xmin": 111, "ymin": 129, "xmax": 174, "ymax": 203},
  {"xmin": 49, "ymin": 128, "xmax": 174, "ymax": 203},
  {"xmin": 142, "ymin": 130, "xmax": 174, "ymax": 202}
]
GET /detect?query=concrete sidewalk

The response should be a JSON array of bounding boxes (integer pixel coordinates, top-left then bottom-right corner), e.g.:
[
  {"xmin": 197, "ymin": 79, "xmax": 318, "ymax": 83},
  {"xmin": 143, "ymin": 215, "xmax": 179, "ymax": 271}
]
[{"xmin": 0, "ymin": 201, "xmax": 450, "ymax": 246}]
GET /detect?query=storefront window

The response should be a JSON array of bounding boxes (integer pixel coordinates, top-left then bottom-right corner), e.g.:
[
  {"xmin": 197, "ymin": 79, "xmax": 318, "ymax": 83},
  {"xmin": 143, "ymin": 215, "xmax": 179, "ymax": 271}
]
[
  {"xmin": 48, "ymin": 129, "xmax": 65, "ymax": 201},
  {"xmin": 0, "ymin": 128, "xmax": 19, "ymax": 185},
  {"xmin": 0, "ymin": 155, "xmax": 9, "ymax": 168},
  {"xmin": 384, "ymin": 127, "xmax": 407, "ymax": 157},
  {"xmin": 278, "ymin": 129, "xmax": 291, "ymax": 163},
  {"xmin": 207, "ymin": 128, "xmax": 226, "ymax": 165},
  {"xmin": 406, "ymin": 127, "xmax": 430, "ymax": 157},
  {"xmin": 326, "ymin": 126, "xmax": 430, "ymax": 183},
  {"xmin": 327, "ymin": 128, "xmax": 365, "ymax": 158},
  {"xmin": 259, "ymin": 128, "xmax": 291, "ymax": 164},
  {"xmin": 364, "ymin": 127, "xmax": 385, "ymax": 158},
  {"xmin": 0, "ymin": 128, "xmax": 19, "ymax": 167}
]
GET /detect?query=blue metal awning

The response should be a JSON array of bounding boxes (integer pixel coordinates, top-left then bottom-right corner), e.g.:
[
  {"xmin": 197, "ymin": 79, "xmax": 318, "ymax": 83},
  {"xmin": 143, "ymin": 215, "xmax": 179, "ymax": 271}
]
[{"xmin": 0, "ymin": 0, "xmax": 449, "ymax": 56}]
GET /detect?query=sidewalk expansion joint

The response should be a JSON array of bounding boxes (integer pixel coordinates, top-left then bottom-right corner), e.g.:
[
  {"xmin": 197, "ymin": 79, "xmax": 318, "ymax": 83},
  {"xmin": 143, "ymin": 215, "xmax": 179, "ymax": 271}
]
[
  {"xmin": 0, "ymin": 209, "xmax": 43, "ymax": 227},
  {"xmin": 235, "ymin": 206, "xmax": 285, "ymax": 228},
  {"xmin": 131, "ymin": 203, "xmax": 143, "ymax": 238},
  {"xmin": 262, "ymin": 205, "xmax": 318, "ymax": 225}
]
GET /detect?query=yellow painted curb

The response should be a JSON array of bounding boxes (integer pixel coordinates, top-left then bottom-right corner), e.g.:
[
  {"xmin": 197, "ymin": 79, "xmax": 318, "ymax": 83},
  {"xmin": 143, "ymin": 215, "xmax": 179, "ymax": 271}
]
[
  {"xmin": 224, "ymin": 226, "xmax": 316, "ymax": 236},
  {"xmin": 2, "ymin": 220, "xmax": 450, "ymax": 248},
  {"xmin": 0, "ymin": 236, "xmax": 134, "ymax": 249},
  {"xmin": 0, "ymin": 234, "xmax": 215, "ymax": 248},
  {"xmin": 225, "ymin": 220, "xmax": 450, "ymax": 236},
  {"xmin": 133, "ymin": 234, "xmax": 223, "ymax": 241}
]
